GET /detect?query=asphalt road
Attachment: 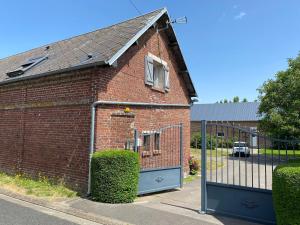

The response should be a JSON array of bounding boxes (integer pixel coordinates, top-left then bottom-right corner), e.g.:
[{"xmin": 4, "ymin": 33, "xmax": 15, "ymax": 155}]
[
  {"xmin": 0, "ymin": 195, "xmax": 101, "ymax": 225},
  {"xmin": 207, "ymin": 154, "xmax": 275, "ymax": 189}
]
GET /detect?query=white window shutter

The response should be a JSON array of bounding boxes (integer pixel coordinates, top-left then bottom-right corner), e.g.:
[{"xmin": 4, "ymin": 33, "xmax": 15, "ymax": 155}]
[
  {"xmin": 145, "ymin": 55, "xmax": 154, "ymax": 85},
  {"xmin": 164, "ymin": 65, "xmax": 170, "ymax": 91}
]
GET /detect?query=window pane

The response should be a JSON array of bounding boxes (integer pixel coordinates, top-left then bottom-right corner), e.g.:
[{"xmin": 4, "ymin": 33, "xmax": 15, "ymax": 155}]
[
  {"xmin": 154, "ymin": 133, "xmax": 160, "ymax": 150},
  {"xmin": 153, "ymin": 62, "xmax": 164, "ymax": 89},
  {"xmin": 143, "ymin": 135, "xmax": 150, "ymax": 151},
  {"xmin": 217, "ymin": 132, "xmax": 224, "ymax": 137}
]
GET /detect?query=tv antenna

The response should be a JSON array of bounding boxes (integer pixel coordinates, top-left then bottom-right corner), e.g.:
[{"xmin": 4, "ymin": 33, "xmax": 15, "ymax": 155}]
[
  {"xmin": 170, "ymin": 16, "xmax": 188, "ymax": 24},
  {"xmin": 158, "ymin": 16, "xmax": 188, "ymax": 32}
]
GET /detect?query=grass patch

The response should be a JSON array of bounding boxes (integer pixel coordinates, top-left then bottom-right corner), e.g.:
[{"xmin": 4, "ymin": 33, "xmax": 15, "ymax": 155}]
[
  {"xmin": 191, "ymin": 148, "xmax": 228, "ymax": 160},
  {"xmin": 184, "ymin": 174, "xmax": 199, "ymax": 183},
  {"xmin": 0, "ymin": 173, "xmax": 77, "ymax": 199},
  {"xmin": 190, "ymin": 148, "xmax": 225, "ymax": 171},
  {"xmin": 260, "ymin": 149, "xmax": 300, "ymax": 157},
  {"xmin": 207, "ymin": 160, "xmax": 224, "ymax": 170}
]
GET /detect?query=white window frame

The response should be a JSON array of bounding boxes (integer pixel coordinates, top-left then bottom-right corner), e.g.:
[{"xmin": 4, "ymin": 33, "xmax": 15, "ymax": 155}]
[
  {"xmin": 145, "ymin": 53, "xmax": 170, "ymax": 91},
  {"xmin": 148, "ymin": 53, "xmax": 168, "ymax": 67},
  {"xmin": 143, "ymin": 133, "xmax": 151, "ymax": 151},
  {"xmin": 153, "ymin": 61, "xmax": 165, "ymax": 89}
]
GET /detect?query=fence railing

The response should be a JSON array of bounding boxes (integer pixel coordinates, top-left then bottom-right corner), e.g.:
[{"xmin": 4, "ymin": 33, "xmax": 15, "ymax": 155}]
[
  {"xmin": 134, "ymin": 124, "xmax": 183, "ymax": 171},
  {"xmin": 195, "ymin": 121, "xmax": 300, "ymax": 190}
]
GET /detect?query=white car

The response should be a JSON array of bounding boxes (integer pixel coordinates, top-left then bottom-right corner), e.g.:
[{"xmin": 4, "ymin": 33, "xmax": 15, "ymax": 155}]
[{"xmin": 232, "ymin": 142, "xmax": 250, "ymax": 157}]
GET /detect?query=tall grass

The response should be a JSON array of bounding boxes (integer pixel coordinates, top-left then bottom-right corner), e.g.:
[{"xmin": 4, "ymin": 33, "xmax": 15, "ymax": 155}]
[{"xmin": 0, "ymin": 173, "xmax": 77, "ymax": 198}]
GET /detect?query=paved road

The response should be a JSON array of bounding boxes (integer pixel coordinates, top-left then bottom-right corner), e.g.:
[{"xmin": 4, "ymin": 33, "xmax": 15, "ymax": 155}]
[
  {"xmin": 207, "ymin": 154, "xmax": 275, "ymax": 189},
  {"xmin": 0, "ymin": 194, "xmax": 101, "ymax": 225},
  {"xmin": 70, "ymin": 178, "xmax": 259, "ymax": 225}
]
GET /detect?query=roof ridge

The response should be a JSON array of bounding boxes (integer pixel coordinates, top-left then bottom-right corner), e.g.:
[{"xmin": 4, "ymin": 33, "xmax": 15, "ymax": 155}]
[
  {"xmin": 194, "ymin": 102, "xmax": 259, "ymax": 105},
  {"xmin": 0, "ymin": 8, "xmax": 165, "ymax": 62}
]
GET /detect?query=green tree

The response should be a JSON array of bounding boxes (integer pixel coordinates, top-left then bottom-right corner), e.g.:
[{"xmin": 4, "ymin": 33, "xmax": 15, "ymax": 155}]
[
  {"xmin": 224, "ymin": 99, "xmax": 228, "ymax": 103},
  {"xmin": 258, "ymin": 54, "xmax": 300, "ymax": 139},
  {"xmin": 242, "ymin": 98, "xmax": 248, "ymax": 102},
  {"xmin": 233, "ymin": 96, "xmax": 240, "ymax": 103}
]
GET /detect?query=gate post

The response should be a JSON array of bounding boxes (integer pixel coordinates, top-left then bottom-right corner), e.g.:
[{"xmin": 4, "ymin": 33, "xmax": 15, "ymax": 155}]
[
  {"xmin": 134, "ymin": 129, "xmax": 138, "ymax": 152},
  {"xmin": 200, "ymin": 120, "xmax": 207, "ymax": 213},
  {"xmin": 180, "ymin": 123, "xmax": 184, "ymax": 188}
]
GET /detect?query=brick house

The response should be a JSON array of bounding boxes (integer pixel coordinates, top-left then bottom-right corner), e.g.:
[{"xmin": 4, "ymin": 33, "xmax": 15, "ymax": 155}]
[{"xmin": 0, "ymin": 8, "xmax": 196, "ymax": 193}]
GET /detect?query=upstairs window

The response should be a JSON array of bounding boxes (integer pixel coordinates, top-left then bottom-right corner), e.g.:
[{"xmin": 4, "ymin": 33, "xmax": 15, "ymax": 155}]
[
  {"xmin": 145, "ymin": 53, "xmax": 169, "ymax": 91},
  {"xmin": 153, "ymin": 61, "xmax": 165, "ymax": 89}
]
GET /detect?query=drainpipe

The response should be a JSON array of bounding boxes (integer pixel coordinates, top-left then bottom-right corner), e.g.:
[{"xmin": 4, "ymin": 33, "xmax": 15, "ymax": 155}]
[{"xmin": 87, "ymin": 100, "xmax": 191, "ymax": 195}]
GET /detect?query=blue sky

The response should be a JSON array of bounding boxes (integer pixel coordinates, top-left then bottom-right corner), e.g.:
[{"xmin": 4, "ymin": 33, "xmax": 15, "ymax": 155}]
[{"xmin": 0, "ymin": 0, "xmax": 299, "ymax": 103}]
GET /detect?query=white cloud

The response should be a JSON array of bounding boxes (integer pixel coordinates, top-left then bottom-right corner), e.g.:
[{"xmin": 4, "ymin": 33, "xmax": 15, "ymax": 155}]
[{"xmin": 234, "ymin": 12, "xmax": 246, "ymax": 20}]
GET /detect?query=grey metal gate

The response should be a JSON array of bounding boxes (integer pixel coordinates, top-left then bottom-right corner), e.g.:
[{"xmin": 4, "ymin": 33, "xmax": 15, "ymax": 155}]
[
  {"xmin": 134, "ymin": 124, "xmax": 183, "ymax": 195},
  {"xmin": 200, "ymin": 120, "xmax": 300, "ymax": 224}
]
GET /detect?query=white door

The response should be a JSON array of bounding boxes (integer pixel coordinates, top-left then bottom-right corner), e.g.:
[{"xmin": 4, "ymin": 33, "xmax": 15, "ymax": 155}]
[{"xmin": 250, "ymin": 127, "xmax": 257, "ymax": 147}]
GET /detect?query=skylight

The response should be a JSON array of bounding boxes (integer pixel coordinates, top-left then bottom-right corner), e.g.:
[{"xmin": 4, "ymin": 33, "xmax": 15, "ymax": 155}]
[{"xmin": 7, "ymin": 56, "xmax": 48, "ymax": 78}]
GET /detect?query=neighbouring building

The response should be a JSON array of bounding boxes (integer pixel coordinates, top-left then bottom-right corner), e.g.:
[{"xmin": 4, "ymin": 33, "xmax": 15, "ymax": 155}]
[
  {"xmin": 191, "ymin": 102, "xmax": 262, "ymax": 147},
  {"xmin": 0, "ymin": 8, "xmax": 197, "ymax": 193}
]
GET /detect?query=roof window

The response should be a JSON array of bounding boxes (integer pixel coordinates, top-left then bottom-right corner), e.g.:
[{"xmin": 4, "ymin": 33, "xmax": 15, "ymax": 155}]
[{"xmin": 7, "ymin": 55, "xmax": 48, "ymax": 78}]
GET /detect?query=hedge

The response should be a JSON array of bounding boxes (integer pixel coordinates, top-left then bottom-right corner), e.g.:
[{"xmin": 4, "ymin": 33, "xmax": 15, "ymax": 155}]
[
  {"xmin": 190, "ymin": 132, "xmax": 236, "ymax": 149},
  {"xmin": 91, "ymin": 150, "xmax": 140, "ymax": 203},
  {"xmin": 273, "ymin": 161, "xmax": 300, "ymax": 225}
]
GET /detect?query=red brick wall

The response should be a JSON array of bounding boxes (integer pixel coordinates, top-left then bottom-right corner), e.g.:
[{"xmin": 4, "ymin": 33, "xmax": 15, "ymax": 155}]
[
  {"xmin": 0, "ymin": 71, "xmax": 94, "ymax": 192},
  {"xmin": 191, "ymin": 121, "xmax": 259, "ymax": 135},
  {"xmin": 109, "ymin": 112, "xmax": 135, "ymax": 149},
  {"xmin": 93, "ymin": 27, "xmax": 191, "ymax": 172},
  {"xmin": 95, "ymin": 106, "xmax": 190, "ymax": 171},
  {"xmin": 0, "ymin": 25, "xmax": 192, "ymax": 192}
]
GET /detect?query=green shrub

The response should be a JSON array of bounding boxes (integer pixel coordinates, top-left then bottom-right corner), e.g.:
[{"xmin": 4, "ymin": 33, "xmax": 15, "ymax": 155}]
[
  {"xmin": 273, "ymin": 161, "xmax": 300, "ymax": 225},
  {"xmin": 91, "ymin": 150, "xmax": 140, "ymax": 203},
  {"xmin": 190, "ymin": 132, "xmax": 235, "ymax": 149},
  {"xmin": 189, "ymin": 156, "xmax": 200, "ymax": 175},
  {"xmin": 190, "ymin": 133, "xmax": 201, "ymax": 149},
  {"xmin": 190, "ymin": 133, "xmax": 216, "ymax": 149}
]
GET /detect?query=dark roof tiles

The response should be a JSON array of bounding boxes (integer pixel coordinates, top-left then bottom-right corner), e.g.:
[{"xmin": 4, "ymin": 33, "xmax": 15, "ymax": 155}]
[{"xmin": 0, "ymin": 9, "xmax": 162, "ymax": 83}]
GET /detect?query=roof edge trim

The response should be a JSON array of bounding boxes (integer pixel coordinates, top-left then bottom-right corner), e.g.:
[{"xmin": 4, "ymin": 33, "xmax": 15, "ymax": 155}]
[
  {"xmin": 191, "ymin": 119, "xmax": 261, "ymax": 122},
  {"xmin": 105, "ymin": 8, "xmax": 167, "ymax": 65}
]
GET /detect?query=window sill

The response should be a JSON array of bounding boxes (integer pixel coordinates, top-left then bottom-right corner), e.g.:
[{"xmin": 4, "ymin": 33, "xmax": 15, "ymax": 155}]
[
  {"xmin": 151, "ymin": 86, "xmax": 166, "ymax": 94},
  {"xmin": 153, "ymin": 150, "xmax": 161, "ymax": 155}
]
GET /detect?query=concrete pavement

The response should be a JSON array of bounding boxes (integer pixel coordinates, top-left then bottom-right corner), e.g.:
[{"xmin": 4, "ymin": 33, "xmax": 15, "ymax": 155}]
[
  {"xmin": 68, "ymin": 177, "xmax": 260, "ymax": 225},
  {"xmin": 0, "ymin": 177, "xmax": 261, "ymax": 225},
  {"xmin": 208, "ymin": 154, "xmax": 275, "ymax": 189}
]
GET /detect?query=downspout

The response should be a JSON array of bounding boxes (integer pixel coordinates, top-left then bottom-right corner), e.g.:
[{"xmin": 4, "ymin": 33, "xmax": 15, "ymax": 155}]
[{"xmin": 87, "ymin": 100, "xmax": 191, "ymax": 195}]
